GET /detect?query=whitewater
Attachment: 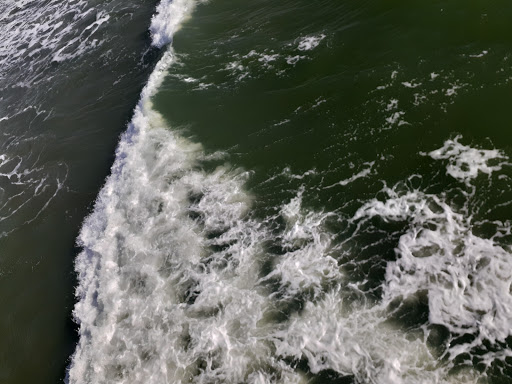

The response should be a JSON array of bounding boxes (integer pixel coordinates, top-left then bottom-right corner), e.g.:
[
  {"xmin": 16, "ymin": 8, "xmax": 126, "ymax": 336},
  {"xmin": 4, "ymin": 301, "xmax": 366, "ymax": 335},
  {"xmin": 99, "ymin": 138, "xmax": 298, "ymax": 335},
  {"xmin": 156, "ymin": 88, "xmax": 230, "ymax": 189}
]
[{"xmin": 67, "ymin": 1, "xmax": 512, "ymax": 383}]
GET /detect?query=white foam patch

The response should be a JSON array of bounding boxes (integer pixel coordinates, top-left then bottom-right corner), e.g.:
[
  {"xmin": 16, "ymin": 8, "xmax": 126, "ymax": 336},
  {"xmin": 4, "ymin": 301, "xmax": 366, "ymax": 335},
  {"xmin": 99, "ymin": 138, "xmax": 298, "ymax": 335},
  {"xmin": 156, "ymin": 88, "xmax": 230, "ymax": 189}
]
[
  {"xmin": 427, "ymin": 135, "xmax": 509, "ymax": 184},
  {"xmin": 210, "ymin": 34, "xmax": 327, "ymax": 85},
  {"xmin": 445, "ymin": 84, "xmax": 462, "ymax": 97},
  {"xmin": 268, "ymin": 171, "xmax": 512, "ymax": 382},
  {"xmin": 386, "ymin": 98, "xmax": 399, "ymax": 111},
  {"xmin": 263, "ymin": 189, "xmax": 342, "ymax": 298},
  {"xmin": 386, "ymin": 111, "xmax": 406, "ymax": 126},
  {"xmin": 273, "ymin": 289, "xmax": 477, "ymax": 384},
  {"xmin": 353, "ymin": 181, "xmax": 512, "ymax": 367},
  {"xmin": 219, "ymin": 50, "xmax": 284, "ymax": 81},
  {"xmin": 469, "ymin": 50, "xmax": 488, "ymax": 58},
  {"xmin": 150, "ymin": 0, "xmax": 203, "ymax": 48},
  {"xmin": 297, "ymin": 34, "xmax": 326, "ymax": 51},
  {"xmin": 286, "ymin": 55, "xmax": 306, "ymax": 65},
  {"xmin": 402, "ymin": 81, "xmax": 422, "ymax": 88},
  {"xmin": 223, "ymin": 60, "xmax": 250, "ymax": 80},
  {"xmin": 258, "ymin": 53, "xmax": 280, "ymax": 66}
]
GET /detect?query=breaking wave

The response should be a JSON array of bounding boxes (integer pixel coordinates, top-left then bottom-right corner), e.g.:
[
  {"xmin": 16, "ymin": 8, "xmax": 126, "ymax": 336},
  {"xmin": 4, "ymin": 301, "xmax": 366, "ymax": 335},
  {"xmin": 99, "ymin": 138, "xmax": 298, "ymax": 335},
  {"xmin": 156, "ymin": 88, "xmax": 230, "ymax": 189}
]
[{"xmin": 69, "ymin": 1, "xmax": 512, "ymax": 383}]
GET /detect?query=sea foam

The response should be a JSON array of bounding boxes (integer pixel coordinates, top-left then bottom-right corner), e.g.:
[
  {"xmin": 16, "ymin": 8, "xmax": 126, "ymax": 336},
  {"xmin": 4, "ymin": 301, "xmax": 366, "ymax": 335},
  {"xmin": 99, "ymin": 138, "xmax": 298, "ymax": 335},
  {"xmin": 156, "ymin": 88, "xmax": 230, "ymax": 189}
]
[{"xmin": 69, "ymin": 0, "xmax": 512, "ymax": 381}]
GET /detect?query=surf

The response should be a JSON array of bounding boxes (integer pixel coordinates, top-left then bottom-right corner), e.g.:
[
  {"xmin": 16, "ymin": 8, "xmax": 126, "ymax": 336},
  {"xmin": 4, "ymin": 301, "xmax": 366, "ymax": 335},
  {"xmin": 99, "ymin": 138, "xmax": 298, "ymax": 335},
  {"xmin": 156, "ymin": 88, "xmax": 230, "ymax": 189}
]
[{"xmin": 68, "ymin": 1, "xmax": 512, "ymax": 383}]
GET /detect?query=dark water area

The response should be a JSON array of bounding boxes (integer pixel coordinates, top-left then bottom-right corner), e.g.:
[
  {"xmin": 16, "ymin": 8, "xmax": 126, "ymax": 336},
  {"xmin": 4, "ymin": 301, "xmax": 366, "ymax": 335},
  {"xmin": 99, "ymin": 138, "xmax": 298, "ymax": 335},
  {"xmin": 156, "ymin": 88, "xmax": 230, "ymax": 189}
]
[{"xmin": 0, "ymin": 1, "xmax": 160, "ymax": 382}]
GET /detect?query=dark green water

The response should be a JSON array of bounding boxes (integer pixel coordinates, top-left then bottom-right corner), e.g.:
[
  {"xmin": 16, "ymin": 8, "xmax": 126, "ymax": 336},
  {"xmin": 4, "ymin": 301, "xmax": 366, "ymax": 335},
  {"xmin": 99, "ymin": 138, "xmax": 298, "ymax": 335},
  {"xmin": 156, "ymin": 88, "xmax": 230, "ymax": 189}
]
[
  {"xmin": 158, "ymin": 0, "xmax": 512, "ymax": 239},
  {"xmin": 3, "ymin": 0, "xmax": 512, "ymax": 383}
]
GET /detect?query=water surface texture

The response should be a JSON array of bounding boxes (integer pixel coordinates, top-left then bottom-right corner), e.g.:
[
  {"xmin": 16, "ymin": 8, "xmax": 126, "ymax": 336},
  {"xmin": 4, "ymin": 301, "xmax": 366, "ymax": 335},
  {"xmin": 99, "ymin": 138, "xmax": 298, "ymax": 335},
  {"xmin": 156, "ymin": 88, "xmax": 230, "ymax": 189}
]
[
  {"xmin": 0, "ymin": 0, "xmax": 159, "ymax": 382},
  {"xmin": 3, "ymin": 1, "xmax": 512, "ymax": 383}
]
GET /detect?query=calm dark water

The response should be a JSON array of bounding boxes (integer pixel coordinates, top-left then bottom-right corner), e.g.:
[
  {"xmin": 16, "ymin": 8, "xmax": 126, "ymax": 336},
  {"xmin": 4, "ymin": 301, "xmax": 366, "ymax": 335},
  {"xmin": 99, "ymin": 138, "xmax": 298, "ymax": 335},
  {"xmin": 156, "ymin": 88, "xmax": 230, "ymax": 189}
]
[{"xmin": 2, "ymin": 0, "xmax": 512, "ymax": 383}]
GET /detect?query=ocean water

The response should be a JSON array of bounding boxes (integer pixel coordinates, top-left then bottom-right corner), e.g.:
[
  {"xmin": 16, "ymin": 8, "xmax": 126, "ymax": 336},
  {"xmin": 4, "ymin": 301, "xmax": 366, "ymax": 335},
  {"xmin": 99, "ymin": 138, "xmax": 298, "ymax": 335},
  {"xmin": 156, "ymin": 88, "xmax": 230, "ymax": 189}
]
[
  {"xmin": 0, "ymin": 0, "xmax": 160, "ymax": 382},
  {"xmin": 2, "ymin": 0, "xmax": 512, "ymax": 383}
]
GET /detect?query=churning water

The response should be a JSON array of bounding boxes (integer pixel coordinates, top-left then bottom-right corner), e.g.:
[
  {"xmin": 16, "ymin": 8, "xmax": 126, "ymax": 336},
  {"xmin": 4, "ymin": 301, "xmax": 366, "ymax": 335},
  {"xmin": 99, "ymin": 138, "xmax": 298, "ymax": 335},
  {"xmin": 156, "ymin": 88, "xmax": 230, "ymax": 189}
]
[{"xmin": 3, "ymin": 1, "xmax": 512, "ymax": 383}]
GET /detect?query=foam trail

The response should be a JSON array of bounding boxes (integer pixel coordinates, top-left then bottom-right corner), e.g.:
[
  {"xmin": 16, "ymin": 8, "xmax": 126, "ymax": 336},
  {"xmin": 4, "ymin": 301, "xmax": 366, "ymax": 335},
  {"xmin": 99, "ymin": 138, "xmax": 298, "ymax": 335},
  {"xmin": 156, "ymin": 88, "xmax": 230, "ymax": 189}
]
[{"xmin": 426, "ymin": 135, "xmax": 509, "ymax": 185}]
